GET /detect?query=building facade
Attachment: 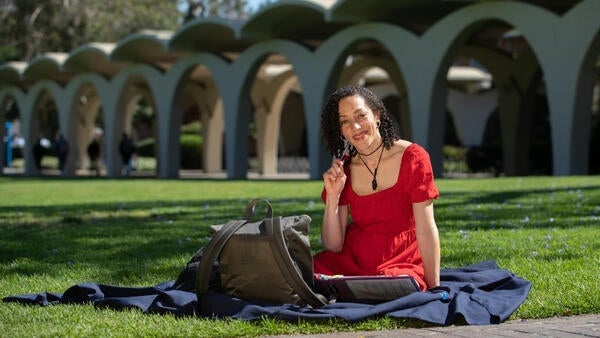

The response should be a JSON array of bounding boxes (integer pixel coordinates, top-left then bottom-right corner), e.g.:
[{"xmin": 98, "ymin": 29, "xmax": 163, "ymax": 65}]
[{"xmin": 0, "ymin": 0, "xmax": 599, "ymax": 179}]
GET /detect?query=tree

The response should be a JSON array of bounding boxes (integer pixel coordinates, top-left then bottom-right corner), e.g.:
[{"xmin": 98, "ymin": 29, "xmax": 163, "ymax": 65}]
[
  {"xmin": 0, "ymin": 0, "xmax": 181, "ymax": 63},
  {"xmin": 0, "ymin": 0, "xmax": 85, "ymax": 61},
  {"xmin": 0, "ymin": 0, "xmax": 271, "ymax": 63},
  {"xmin": 84, "ymin": 0, "xmax": 181, "ymax": 42}
]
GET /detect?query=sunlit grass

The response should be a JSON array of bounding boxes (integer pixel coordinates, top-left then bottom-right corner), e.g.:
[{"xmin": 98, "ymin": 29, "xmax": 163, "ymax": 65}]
[{"xmin": 0, "ymin": 176, "xmax": 599, "ymax": 337}]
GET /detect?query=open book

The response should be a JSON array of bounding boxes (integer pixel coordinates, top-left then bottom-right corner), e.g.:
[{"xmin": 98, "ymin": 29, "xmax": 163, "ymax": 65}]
[{"xmin": 313, "ymin": 273, "xmax": 420, "ymax": 303}]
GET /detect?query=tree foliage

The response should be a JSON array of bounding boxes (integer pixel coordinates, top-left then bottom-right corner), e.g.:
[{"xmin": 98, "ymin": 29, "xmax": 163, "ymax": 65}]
[
  {"xmin": 0, "ymin": 0, "xmax": 262, "ymax": 63},
  {"xmin": 0, "ymin": 0, "xmax": 181, "ymax": 63}
]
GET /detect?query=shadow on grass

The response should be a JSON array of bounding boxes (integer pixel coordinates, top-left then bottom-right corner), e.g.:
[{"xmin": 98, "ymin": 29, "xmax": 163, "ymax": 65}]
[
  {"xmin": 435, "ymin": 184, "xmax": 600, "ymax": 229},
  {"xmin": 0, "ymin": 197, "xmax": 325, "ymax": 284},
  {"xmin": 1, "ymin": 183, "xmax": 599, "ymax": 284}
]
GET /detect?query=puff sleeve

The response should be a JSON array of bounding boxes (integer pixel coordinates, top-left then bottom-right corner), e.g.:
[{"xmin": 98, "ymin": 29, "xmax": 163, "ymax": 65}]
[{"xmin": 404, "ymin": 145, "xmax": 439, "ymax": 203}]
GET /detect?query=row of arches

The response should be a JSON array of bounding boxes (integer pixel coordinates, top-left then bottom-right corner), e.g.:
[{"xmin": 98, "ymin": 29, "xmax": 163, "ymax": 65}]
[{"xmin": 1, "ymin": 1, "xmax": 599, "ymax": 179}]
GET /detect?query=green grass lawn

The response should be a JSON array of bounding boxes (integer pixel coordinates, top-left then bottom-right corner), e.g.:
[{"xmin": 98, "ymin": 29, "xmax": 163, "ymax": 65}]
[{"xmin": 0, "ymin": 176, "xmax": 599, "ymax": 337}]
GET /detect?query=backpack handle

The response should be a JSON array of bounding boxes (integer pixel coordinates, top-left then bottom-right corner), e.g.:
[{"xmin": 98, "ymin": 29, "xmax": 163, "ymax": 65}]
[
  {"xmin": 243, "ymin": 198, "xmax": 272, "ymax": 219},
  {"xmin": 196, "ymin": 199, "xmax": 271, "ymax": 298},
  {"xmin": 269, "ymin": 217, "xmax": 327, "ymax": 307}
]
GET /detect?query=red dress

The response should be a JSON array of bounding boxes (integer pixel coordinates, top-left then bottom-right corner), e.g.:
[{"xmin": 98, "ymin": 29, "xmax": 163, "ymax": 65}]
[{"xmin": 313, "ymin": 143, "xmax": 439, "ymax": 290}]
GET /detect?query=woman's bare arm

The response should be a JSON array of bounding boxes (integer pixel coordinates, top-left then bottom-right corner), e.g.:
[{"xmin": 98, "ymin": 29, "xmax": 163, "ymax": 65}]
[
  {"xmin": 413, "ymin": 199, "xmax": 440, "ymax": 288},
  {"xmin": 321, "ymin": 158, "xmax": 349, "ymax": 252}
]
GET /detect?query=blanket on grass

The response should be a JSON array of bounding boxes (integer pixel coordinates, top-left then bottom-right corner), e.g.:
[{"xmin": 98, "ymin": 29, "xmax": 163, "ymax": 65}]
[{"xmin": 3, "ymin": 260, "xmax": 531, "ymax": 325}]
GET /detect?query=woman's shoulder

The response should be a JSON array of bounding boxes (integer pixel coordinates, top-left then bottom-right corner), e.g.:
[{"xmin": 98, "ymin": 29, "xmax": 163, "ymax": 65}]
[
  {"xmin": 389, "ymin": 140, "xmax": 426, "ymax": 159},
  {"xmin": 400, "ymin": 141, "xmax": 430, "ymax": 160},
  {"xmin": 392, "ymin": 141, "xmax": 433, "ymax": 173}
]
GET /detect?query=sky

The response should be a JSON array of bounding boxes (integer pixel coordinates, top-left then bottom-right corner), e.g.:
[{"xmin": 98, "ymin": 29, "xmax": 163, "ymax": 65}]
[
  {"xmin": 247, "ymin": 0, "xmax": 270, "ymax": 12},
  {"xmin": 178, "ymin": 0, "xmax": 272, "ymax": 15}
]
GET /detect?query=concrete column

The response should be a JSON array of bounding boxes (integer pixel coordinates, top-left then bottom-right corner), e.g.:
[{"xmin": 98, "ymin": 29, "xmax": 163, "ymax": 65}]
[{"xmin": 202, "ymin": 99, "xmax": 224, "ymax": 173}]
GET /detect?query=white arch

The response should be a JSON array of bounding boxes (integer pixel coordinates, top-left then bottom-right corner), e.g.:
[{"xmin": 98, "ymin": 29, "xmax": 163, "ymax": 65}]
[
  {"xmin": 224, "ymin": 39, "xmax": 314, "ymax": 178},
  {"xmin": 100, "ymin": 65, "xmax": 164, "ymax": 177},
  {"xmin": 253, "ymin": 69, "xmax": 300, "ymax": 175},
  {"xmin": 422, "ymin": 1, "xmax": 597, "ymax": 174},
  {"xmin": 18, "ymin": 81, "xmax": 66, "ymax": 175},
  {"xmin": 153, "ymin": 53, "xmax": 231, "ymax": 177}
]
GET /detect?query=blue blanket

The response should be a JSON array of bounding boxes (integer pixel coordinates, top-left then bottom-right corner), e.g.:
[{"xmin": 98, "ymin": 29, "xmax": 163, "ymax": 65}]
[{"xmin": 2, "ymin": 260, "xmax": 531, "ymax": 325}]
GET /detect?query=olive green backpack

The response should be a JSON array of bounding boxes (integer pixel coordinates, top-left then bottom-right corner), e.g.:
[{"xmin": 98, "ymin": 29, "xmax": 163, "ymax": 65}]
[{"xmin": 195, "ymin": 199, "xmax": 327, "ymax": 308}]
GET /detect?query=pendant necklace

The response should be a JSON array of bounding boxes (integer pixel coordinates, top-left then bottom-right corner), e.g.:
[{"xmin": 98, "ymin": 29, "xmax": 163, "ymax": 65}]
[{"xmin": 358, "ymin": 142, "xmax": 385, "ymax": 190}]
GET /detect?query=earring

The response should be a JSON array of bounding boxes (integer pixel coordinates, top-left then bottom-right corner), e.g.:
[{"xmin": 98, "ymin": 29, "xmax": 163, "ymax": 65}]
[{"xmin": 376, "ymin": 121, "xmax": 381, "ymax": 128}]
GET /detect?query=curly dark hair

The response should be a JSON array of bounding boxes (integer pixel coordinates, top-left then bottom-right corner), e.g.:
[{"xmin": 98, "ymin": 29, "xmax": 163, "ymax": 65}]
[{"xmin": 321, "ymin": 85, "xmax": 400, "ymax": 160}]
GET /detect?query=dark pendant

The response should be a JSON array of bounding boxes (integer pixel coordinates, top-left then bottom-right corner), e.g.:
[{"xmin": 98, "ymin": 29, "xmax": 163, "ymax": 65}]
[{"xmin": 372, "ymin": 179, "xmax": 377, "ymax": 190}]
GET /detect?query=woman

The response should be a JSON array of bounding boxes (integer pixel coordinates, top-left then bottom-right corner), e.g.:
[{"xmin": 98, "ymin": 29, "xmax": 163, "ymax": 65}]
[{"xmin": 314, "ymin": 85, "xmax": 440, "ymax": 290}]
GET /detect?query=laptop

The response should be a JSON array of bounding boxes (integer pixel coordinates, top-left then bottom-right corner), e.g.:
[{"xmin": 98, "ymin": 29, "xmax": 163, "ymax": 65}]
[{"xmin": 313, "ymin": 273, "xmax": 421, "ymax": 303}]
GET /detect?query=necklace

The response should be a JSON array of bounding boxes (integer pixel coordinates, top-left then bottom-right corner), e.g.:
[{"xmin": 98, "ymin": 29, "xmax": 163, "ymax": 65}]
[
  {"xmin": 356, "ymin": 141, "xmax": 383, "ymax": 157},
  {"xmin": 358, "ymin": 144, "xmax": 385, "ymax": 190}
]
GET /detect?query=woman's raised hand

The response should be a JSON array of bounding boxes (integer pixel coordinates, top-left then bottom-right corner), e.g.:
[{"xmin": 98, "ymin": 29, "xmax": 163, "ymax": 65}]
[{"xmin": 323, "ymin": 158, "xmax": 346, "ymax": 197}]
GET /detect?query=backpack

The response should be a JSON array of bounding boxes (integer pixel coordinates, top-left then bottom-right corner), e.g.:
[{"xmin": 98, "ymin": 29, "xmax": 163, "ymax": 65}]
[{"xmin": 194, "ymin": 199, "xmax": 327, "ymax": 308}]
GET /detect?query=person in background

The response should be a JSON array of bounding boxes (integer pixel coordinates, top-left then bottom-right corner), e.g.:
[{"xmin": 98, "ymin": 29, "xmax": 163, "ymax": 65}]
[
  {"xmin": 119, "ymin": 133, "xmax": 135, "ymax": 176},
  {"xmin": 314, "ymin": 85, "xmax": 441, "ymax": 290},
  {"xmin": 87, "ymin": 136, "xmax": 101, "ymax": 176},
  {"xmin": 33, "ymin": 136, "xmax": 45, "ymax": 170},
  {"xmin": 54, "ymin": 133, "xmax": 69, "ymax": 175}
]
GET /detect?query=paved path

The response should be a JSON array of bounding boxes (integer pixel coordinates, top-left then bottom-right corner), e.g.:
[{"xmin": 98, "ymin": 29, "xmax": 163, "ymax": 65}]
[{"xmin": 270, "ymin": 314, "xmax": 599, "ymax": 337}]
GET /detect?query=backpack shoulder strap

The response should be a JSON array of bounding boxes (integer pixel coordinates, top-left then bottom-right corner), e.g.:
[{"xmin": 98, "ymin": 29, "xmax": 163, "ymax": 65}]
[
  {"xmin": 269, "ymin": 217, "xmax": 327, "ymax": 308},
  {"xmin": 195, "ymin": 219, "xmax": 247, "ymax": 298}
]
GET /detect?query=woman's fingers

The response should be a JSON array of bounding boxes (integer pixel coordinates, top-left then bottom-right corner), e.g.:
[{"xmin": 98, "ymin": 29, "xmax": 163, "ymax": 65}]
[{"xmin": 322, "ymin": 158, "xmax": 346, "ymax": 195}]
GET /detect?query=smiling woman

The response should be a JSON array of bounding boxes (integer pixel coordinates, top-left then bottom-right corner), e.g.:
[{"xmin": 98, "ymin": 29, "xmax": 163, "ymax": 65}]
[{"xmin": 315, "ymin": 85, "xmax": 441, "ymax": 290}]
